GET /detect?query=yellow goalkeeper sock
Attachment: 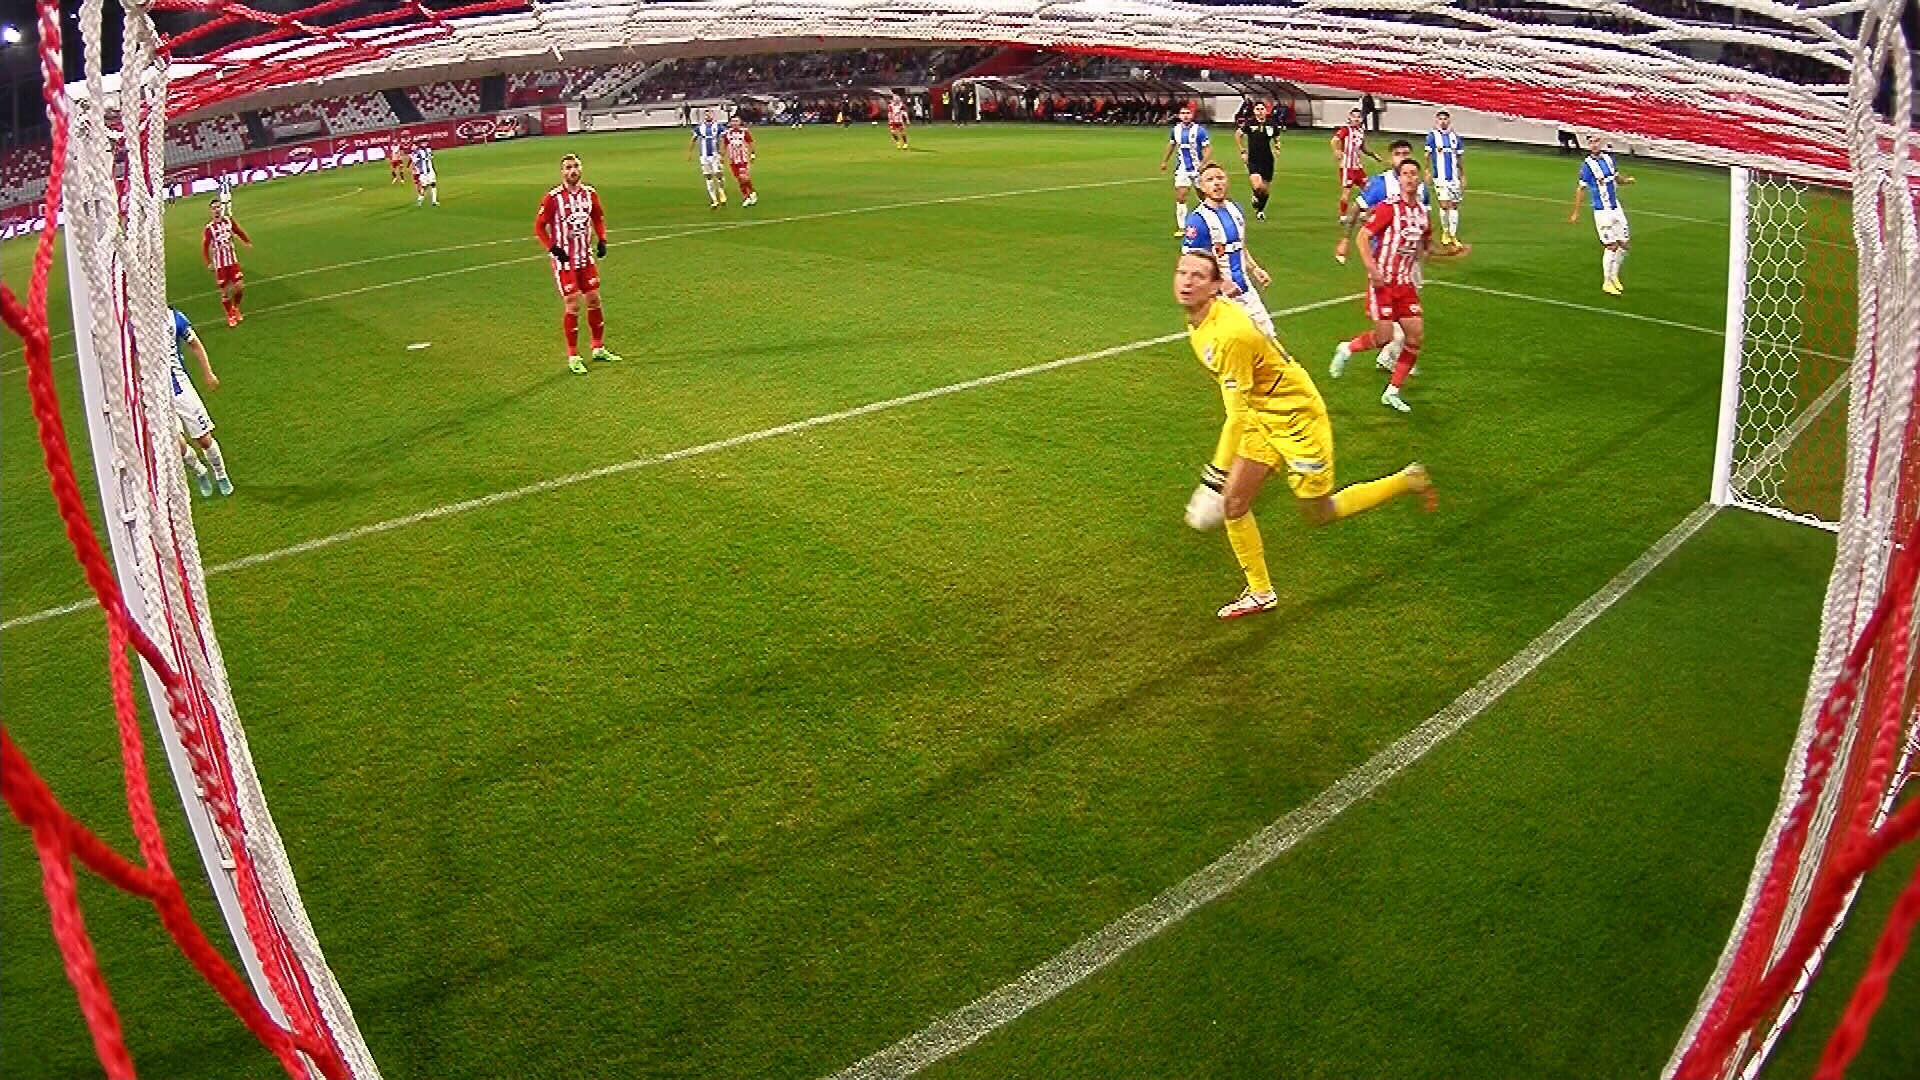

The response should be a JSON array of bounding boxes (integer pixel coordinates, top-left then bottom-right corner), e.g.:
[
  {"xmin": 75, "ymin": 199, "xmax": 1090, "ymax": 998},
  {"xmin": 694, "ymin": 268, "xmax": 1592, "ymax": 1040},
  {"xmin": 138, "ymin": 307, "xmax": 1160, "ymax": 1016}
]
[
  {"xmin": 1330, "ymin": 469, "xmax": 1414, "ymax": 519},
  {"xmin": 1224, "ymin": 513, "xmax": 1273, "ymax": 595}
]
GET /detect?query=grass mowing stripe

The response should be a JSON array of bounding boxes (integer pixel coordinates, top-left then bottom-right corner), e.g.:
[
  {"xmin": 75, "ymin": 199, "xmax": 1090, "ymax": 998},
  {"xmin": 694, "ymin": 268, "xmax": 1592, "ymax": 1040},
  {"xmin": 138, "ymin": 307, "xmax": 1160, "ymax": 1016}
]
[
  {"xmin": 0, "ymin": 177, "xmax": 1157, "ymax": 368},
  {"xmin": 824, "ymin": 500, "xmax": 1722, "ymax": 1080},
  {"xmin": 0, "ymin": 291, "xmax": 1359, "ymax": 633}
]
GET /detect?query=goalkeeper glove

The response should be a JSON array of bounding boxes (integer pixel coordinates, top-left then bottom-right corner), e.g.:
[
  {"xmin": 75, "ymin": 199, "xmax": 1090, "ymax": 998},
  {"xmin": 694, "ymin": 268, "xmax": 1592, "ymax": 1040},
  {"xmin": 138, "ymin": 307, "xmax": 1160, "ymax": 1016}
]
[
  {"xmin": 1185, "ymin": 464, "xmax": 1229, "ymax": 530},
  {"xmin": 548, "ymin": 245, "xmax": 569, "ymax": 264},
  {"xmin": 596, "ymin": 239, "xmax": 607, "ymax": 259}
]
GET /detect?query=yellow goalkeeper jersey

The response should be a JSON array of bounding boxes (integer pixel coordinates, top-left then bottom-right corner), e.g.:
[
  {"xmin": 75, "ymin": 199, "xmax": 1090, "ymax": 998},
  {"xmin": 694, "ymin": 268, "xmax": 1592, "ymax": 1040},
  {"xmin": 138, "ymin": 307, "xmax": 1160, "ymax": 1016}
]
[{"xmin": 1188, "ymin": 297, "xmax": 1335, "ymax": 498}]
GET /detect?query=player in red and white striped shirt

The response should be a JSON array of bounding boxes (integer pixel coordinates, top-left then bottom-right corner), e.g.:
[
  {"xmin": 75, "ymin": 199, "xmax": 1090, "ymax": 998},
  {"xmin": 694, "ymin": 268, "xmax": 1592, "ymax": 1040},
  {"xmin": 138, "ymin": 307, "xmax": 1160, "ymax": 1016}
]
[
  {"xmin": 534, "ymin": 154, "xmax": 619, "ymax": 374},
  {"xmin": 1327, "ymin": 107, "xmax": 1378, "ymax": 220},
  {"xmin": 202, "ymin": 200, "xmax": 253, "ymax": 327},
  {"xmin": 888, "ymin": 96, "xmax": 910, "ymax": 150},
  {"xmin": 1329, "ymin": 160, "xmax": 1466, "ymax": 413},
  {"xmin": 389, "ymin": 133, "xmax": 411, "ymax": 185},
  {"xmin": 722, "ymin": 116, "xmax": 758, "ymax": 206}
]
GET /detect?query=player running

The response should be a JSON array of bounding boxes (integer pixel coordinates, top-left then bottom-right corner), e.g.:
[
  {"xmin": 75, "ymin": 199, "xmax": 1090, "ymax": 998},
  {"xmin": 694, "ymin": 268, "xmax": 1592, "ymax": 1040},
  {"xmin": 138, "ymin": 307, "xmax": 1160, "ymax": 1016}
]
[
  {"xmin": 534, "ymin": 154, "xmax": 622, "ymax": 374},
  {"xmin": 1334, "ymin": 138, "xmax": 1423, "ymax": 264},
  {"xmin": 202, "ymin": 199, "xmax": 252, "ymax": 327},
  {"xmin": 689, "ymin": 107, "xmax": 728, "ymax": 208},
  {"xmin": 1158, "ymin": 103, "xmax": 1212, "ymax": 236},
  {"xmin": 1329, "ymin": 106, "xmax": 1379, "ymax": 222},
  {"xmin": 168, "ymin": 307, "xmax": 233, "ymax": 497},
  {"xmin": 1234, "ymin": 100, "xmax": 1279, "ymax": 220},
  {"xmin": 1330, "ymin": 159, "xmax": 1467, "ymax": 413},
  {"xmin": 1425, "ymin": 111, "xmax": 1465, "ymax": 246},
  {"xmin": 1182, "ymin": 162, "xmax": 1276, "ymax": 339},
  {"xmin": 1176, "ymin": 251, "xmax": 1436, "ymax": 619},
  {"xmin": 1570, "ymin": 134, "xmax": 1636, "ymax": 295},
  {"xmin": 722, "ymin": 115, "xmax": 758, "ymax": 206},
  {"xmin": 888, "ymin": 95, "xmax": 910, "ymax": 150},
  {"xmin": 411, "ymin": 142, "xmax": 439, "ymax": 207}
]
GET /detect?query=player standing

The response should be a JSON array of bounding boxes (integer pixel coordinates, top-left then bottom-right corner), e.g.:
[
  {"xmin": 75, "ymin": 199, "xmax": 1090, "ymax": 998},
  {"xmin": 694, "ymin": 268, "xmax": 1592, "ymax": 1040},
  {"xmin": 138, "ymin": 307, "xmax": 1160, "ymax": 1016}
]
[
  {"xmin": 1234, "ymin": 101, "xmax": 1279, "ymax": 220},
  {"xmin": 534, "ymin": 154, "xmax": 622, "ymax": 375},
  {"xmin": 202, "ymin": 199, "xmax": 251, "ymax": 327},
  {"xmin": 1329, "ymin": 106, "xmax": 1378, "ymax": 222},
  {"xmin": 722, "ymin": 115, "xmax": 758, "ymax": 206},
  {"xmin": 410, "ymin": 142, "xmax": 438, "ymax": 207},
  {"xmin": 1175, "ymin": 252, "xmax": 1436, "ymax": 619},
  {"xmin": 1334, "ymin": 138, "xmax": 1422, "ymax": 264},
  {"xmin": 688, "ymin": 107, "xmax": 728, "ymax": 208},
  {"xmin": 1424, "ymin": 111, "xmax": 1465, "ymax": 246},
  {"xmin": 168, "ymin": 307, "xmax": 233, "ymax": 497},
  {"xmin": 1331, "ymin": 160, "xmax": 1465, "ymax": 413},
  {"xmin": 1570, "ymin": 134, "xmax": 1635, "ymax": 295},
  {"xmin": 1158, "ymin": 104, "xmax": 1211, "ymax": 236},
  {"xmin": 1182, "ymin": 162, "xmax": 1276, "ymax": 339},
  {"xmin": 389, "ymin": 132, "xmax": 411, "ymax": 185},
  {"xmin": 888, "ymin": 95, "xmax": 910, "ymax": 150}
]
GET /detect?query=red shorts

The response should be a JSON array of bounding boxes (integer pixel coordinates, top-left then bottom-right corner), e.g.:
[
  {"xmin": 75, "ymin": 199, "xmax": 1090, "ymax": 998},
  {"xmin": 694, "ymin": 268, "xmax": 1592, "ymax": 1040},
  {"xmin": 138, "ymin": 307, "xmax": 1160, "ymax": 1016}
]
[
  {"xmin": 729, "ymin": 162, "xmax": 751, "ymax": 181},
  {"xmin": 1342, "ymin": 167, "xmax": 1367, "ymax": 188},
  {"xmin": 1367, "ymin": 282, "xmax": 1422, "ymax": 321},
  {"xmin": 213, "ymin": 264, "xmax": 242, "ymax": 288},
  {"xmin": 889, "ymin": 122, "xmax": 904, "ymax": 132},
  {"xmin": 552, "ymin": 259, "xmax": 601, "ymax": 298}
]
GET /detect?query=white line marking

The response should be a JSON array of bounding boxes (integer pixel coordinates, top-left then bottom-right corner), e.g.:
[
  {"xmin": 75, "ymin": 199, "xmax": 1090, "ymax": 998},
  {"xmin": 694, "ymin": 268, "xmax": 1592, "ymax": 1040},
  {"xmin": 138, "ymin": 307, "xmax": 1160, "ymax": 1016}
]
[
  {"xmin": 406, "ymin": 342, "xmax": 431, "ymax": 350},
  {"xmin": 0, "ymin": 177, "xmax": 1155, "ymax": 367},
  {"xmin": 1424, "ymin": 279, "xmax": 1722, "ymax": 336},
  {"xmin": 824, "ymin": 501, "xmax": 1721, "ymax": 1080},
  {"xmin": 0, "ymin": 291, "xmax": 1357, "ymax": 633}
]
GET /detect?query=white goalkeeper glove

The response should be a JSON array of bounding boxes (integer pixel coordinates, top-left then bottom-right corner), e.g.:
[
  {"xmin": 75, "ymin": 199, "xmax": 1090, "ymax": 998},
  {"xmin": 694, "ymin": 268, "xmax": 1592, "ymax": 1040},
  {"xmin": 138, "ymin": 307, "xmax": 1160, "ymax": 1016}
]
[{"xmin": 1185, "ymin": 463, "xmax": 1228, "ymax": 530}]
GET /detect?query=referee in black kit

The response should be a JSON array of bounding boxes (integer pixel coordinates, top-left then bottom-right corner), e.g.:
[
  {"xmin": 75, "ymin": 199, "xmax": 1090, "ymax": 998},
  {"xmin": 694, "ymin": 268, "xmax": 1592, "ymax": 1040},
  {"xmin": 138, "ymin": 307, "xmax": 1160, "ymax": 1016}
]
[{"xmin": 1236, "ymin": 100, "xmax": 1280, "ymax": 219}]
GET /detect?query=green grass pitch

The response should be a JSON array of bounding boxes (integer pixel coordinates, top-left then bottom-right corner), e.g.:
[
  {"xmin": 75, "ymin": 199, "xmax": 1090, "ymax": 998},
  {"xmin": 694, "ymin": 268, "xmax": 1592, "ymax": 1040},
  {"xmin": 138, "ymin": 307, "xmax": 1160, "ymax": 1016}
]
[{"xmin": 2, "ymin": 124, "xmax": 1914, "ymax": 1078}]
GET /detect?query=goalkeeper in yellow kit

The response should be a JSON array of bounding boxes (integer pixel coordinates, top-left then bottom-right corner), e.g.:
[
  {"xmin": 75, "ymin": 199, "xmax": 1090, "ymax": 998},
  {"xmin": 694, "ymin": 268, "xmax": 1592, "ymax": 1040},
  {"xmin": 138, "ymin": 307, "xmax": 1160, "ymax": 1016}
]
[{"xmin": 1176, "ymin": 252, "xmax": 1437, "ymax": 618}]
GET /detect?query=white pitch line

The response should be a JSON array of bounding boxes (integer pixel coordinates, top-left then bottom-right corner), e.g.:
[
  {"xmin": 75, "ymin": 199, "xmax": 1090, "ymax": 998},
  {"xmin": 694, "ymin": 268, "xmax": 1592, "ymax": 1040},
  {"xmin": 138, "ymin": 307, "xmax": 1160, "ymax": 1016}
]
[
  {"xmin": 824, "ymin": 500, "xmax": 1720, "ymax": 1080},
  {"xmin": 0, "ymin": 177, "xmax": 1155, "ymax": 369},
  {"xmin": 0, "ymin": 291, "xmax": 1357, "ymax": 634},
  {"xmin": 1472, "ymin": 188, "xmax": 1727, "ymax": 225},
  {"xmin": 1424, "ymin": 279, "xmax": 1723, "ymax": 336}
]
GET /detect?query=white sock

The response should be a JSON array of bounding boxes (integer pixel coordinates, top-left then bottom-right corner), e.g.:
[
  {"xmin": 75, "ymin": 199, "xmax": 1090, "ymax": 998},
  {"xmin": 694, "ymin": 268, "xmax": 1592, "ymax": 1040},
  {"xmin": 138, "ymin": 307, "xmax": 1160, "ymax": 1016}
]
[
  {"xmin": 1446, "ymin": 207, "xmax": 1459, "ymax": 236},
  {"xmin": 1612, "ymin": 247, "xmax": 1628, "ymax": 280},
  {"xmin": 1176, "ymin": 202, "xmax": 1186, "ymax": 227},
  {"xmin": 430, "ymin": 189, "xmax": 438, "ymax": 205},
  {"xmin": 1602, "ymin": 249, "xmax": 1616, "ymax": 283},
  {"xmin": 204, "ymin": 438, "xmax": 228, "ymax": 480},
  {"xmin": 182, "ymin": 444, "xmax": 207, "ymax": 475}
]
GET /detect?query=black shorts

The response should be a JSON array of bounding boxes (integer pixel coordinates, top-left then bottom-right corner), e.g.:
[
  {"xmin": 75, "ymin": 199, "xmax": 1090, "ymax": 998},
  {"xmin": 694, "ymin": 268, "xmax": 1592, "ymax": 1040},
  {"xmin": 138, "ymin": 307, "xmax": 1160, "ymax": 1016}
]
[{"xmin": 1246, "ymin": 154, "xmax": 1275, "ymax": 179}]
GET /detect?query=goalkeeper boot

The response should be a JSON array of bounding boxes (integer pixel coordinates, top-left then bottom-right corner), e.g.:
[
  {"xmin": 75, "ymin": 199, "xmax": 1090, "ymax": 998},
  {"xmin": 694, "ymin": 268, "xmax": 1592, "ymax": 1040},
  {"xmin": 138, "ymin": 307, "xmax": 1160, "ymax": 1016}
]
[
  {"xmin": 191, "ymin": 468, "xmax": 214, "ymax": 498},
  {"xmin": 568, "ymin": 354, "xmax": 589, "ymax": 375},
  {"xmin": 215, "ymin": 473, "xmax": 233, "ymax": 497},
  {"xmin": 592, "ymin": 346, "xmax": 622, "ymax": 364},
  {"xmin": 1217, "ymin": 587, "xmax": 1279, "ymax": 620},
  {"xmin": 1404, "ymin": 462, "xmax": 1439, "ymax": 512},
  {"xmin": 1330, "ymin": 341, "xmax": 1351, "ymax": 378},
  {"xmin": 1381, "ymin": 387, "xmax": 1412, "ymax": 413}
]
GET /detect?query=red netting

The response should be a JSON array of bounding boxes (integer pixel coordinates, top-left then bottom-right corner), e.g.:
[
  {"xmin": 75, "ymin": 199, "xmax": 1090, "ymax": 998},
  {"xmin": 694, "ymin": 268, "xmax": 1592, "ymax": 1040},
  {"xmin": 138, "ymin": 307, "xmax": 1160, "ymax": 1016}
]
[{"xmin": 0, "ymin": 3, "xmax": 352, "ymax": 1077}]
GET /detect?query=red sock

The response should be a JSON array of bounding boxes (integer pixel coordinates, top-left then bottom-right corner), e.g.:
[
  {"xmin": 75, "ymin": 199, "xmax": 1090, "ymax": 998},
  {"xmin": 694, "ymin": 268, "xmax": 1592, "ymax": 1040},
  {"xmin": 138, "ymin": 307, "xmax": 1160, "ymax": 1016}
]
[
  {"xmin": 1346, "ymin": 331, "xmax": 1378, "ymax": 353},
  {"xmin": 221, "ymin": 295, "xmax": 234, "ymax": 317},
  {"xmin": 741, "ymin": 179, "xmax": 754, "ymax": 197},
  {"xmin": 232, "ymin": 286, "xmax": 242, "ymax": 312},
  {"xmin": 587, "ymin": 307, "xmax": 604, "ymax": 349},
  {"xmin": 1391, "ymin": 346, "xmax": 1420, "ymax": 389},
  {"xmin": 563, "ymin": 312, "xmax": 579, "ymax": 354},
  {"xmin": 1338, "ymin": 196, "xmax": 1348, "ymax": 216}
]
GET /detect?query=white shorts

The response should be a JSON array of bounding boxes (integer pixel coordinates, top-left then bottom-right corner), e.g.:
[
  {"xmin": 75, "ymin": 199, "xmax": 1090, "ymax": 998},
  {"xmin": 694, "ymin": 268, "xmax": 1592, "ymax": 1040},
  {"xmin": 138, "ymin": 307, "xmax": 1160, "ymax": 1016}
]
[
  {"xmin": 1593, "ymin": 208, "xmax": 1630, "ymax": 245},
  {"xmin": 1433, "ymin": 179, "xmax": 1462, "ymax": 203},
  {"xmin": 174, "ymin": 386, "xmax": 214, "ymax": 440},
  {"xmin": 415, "ymin": 169, "xmax": 437, "ymax": 187},
  {"xmin": 1173, "ymin": 167, "xmax": 1197, "ymax": 189},
  {"xmin": 700, "ymin": 154, "xmax": 723, "ymax": 175},
  {"xmin": 1229, "ymin": 284, "xmax": 1276, "ymax": 340}
]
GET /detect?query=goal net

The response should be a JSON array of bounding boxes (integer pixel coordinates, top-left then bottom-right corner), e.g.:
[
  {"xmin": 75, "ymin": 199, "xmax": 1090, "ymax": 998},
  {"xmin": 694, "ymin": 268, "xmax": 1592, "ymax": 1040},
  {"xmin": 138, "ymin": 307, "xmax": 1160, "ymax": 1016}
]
[{"xmin": 1, "ymin": 1, "xmax": 1914, "ymax": 1079}]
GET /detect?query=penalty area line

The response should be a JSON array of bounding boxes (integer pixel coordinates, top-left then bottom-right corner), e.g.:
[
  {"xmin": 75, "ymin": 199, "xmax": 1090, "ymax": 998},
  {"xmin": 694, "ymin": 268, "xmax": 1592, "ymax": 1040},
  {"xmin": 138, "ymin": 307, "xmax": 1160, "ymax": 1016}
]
[
  {"xmin": 0, "ymin": 291, "xmax": 1357, "ymax": 634},
  {"xmin": 824, "ymin": 501, "xmax": 1720, "ymax": 1080}
]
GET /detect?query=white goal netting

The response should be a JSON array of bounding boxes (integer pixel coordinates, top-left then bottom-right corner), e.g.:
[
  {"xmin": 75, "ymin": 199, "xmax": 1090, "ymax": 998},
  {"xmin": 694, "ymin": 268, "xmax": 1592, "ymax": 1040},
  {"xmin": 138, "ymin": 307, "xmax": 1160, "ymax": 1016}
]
[{"xmin": 4, "ymin": 1, "xmax": 1914, "ymax": 1079}]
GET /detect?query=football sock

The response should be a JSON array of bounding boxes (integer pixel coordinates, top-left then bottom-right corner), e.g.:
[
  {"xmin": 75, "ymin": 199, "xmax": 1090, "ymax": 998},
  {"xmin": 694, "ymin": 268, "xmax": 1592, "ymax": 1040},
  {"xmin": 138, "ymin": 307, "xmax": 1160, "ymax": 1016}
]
[
  {"xmin": 1346, "ymin": 331, "xmax": 1379, "ymax": 353},
  {"xmin": 1330, "ymin": 469, "xmax": 1415, "ymax": 519},
  {"xmin": 1447, "ymin": 207, "xmax": 1460, "ymax": 237},
  {"xmin": 203, "ymin": 439, "xmax": 228, "ymax": 480},
  {"xmin": 1176, "ymin": 202, "xmax": 1186, "ymax": 227},
  {"xmin": 741, "ymin": 179, "xmax": 754, "ymax": 197},
  {"xmin": 232, "ymin": 285, "xmax": 243, "ymax": 311},
  {"xmin": 1390, "ymin": 345, "xmax": 1420, "ymax": 389},
  {"xmin": 1253, "ymin": 190, "xmax": 1269, "ymax": 211},
  {"xmin": 1602, "ymin": 249, "xmax": 1617, "ymax": 283},
  {"xmin": 1612, "ymin": 247, "xmax": 1628, "ymax": 280},
  {"xmin": 182, "ymin": 443, "xmax": 207, "ymax": 475},
  {"xmin": 430, "ymin": 189, "xmax": 438, "ymax": 206},
  {"xmin": 587, "ymin": 307, "xmax": 605, "ymax": 349},
  {"xmin": 563, "ymin": 312, "xmax": 580, "ymax": 354},
  {"xmin": 1338, "ymin": 196, "xmax": 1348, "ymax": 217},
  {"xmin": 1223, "ymin": 513, "xmax": 1273, "ymax": 595}
]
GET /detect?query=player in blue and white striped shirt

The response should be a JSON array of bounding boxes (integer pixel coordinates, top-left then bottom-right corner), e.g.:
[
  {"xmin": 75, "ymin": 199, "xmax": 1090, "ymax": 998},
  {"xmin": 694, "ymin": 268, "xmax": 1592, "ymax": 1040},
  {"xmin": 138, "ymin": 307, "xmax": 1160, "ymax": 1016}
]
[
  {"xmin": 688, "ymin": 107, "xmax": 729, "ymax": 209},
  {"xmin": 410, "ymin": 143, "xmax": 438, "ymax": 206},
  {"xmin": 1569, "ymin": 134, "xmax": 1636, "ymax": 295},
  {"xmin": 1182, "ymin": 162, "xmax": 1276, "ymax": 339},
  {"xmin": 1424, "ymin": 111, "xmax": 1465, "ymax": 246},
  {"xmin": 1159, "ymin": 104, "xmax": 1213, "ymax": 236}
]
